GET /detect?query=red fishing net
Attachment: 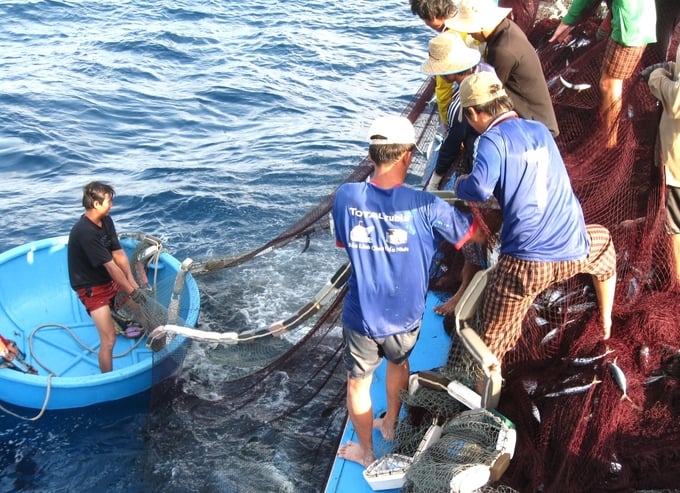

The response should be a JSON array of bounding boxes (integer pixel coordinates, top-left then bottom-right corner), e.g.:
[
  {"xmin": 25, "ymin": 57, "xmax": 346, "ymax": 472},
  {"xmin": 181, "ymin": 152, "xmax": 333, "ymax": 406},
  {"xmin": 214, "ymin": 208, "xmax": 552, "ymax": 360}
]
[{"xmin": 453, "ymin": 1, "xmax": 680, "ymax": 490}]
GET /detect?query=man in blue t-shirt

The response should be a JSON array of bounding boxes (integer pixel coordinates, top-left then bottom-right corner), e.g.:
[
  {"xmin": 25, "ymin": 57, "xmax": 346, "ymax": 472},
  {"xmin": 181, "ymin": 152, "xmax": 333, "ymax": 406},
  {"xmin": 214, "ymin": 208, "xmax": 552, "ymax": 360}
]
[
  {"xmin": 454, "ymin": 72, "xmax": 617, "ymax": 367},
  {"xmin": 332, "ymin": 115, "xmax": 478, "ymax": 467}
]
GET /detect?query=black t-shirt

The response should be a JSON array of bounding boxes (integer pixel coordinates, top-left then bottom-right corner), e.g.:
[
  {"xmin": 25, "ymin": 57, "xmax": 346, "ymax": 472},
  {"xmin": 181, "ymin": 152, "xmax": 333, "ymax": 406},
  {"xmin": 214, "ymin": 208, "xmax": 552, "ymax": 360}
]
[{"xmin": 67, "ymin": 214, "xmax": 122, "ymax": 289}]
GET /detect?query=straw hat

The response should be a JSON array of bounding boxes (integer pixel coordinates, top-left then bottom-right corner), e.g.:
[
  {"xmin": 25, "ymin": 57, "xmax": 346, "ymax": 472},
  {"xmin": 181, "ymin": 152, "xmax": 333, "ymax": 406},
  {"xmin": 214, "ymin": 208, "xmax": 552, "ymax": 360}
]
[
  {"xmin": 422, "ymin": 31, "xmax": 481, "ymax": 76},
  {"xmin": 458, "ymin": 72, "xmax": 507, "ymax": 121},
  {"xmin": 367, "ymin": 116, "xmax": 415, "ymax": 145},
  {"xmin": 444, "ymin": 0, "xmax": 512, "ymax": 34}
]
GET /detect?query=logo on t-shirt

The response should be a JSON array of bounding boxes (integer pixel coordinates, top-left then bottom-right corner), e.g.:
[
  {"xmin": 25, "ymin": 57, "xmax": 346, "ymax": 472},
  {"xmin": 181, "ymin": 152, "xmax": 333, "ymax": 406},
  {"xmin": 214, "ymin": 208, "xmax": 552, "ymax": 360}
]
[
  {"xmin": 350, "ymin": 224, "xmax": 374, "ymax": 243},
  {"xmin": 386, "ymin": 228, "xmax": 407, "ymax": 245}
]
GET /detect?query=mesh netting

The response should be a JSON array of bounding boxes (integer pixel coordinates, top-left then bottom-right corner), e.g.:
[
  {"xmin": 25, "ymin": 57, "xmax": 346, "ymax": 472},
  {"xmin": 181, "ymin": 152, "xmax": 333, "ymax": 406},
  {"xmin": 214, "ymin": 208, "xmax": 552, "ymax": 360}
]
[
  {"xmin": 145, "ymin": 2, "xmax": 680, "ymax": 490},
  {"xmin": 403, "ymin": 409, "xmax": 515, "ymax": 493},
  {"xmin": 427, "ymin": 1, "xmax": 680, "ymax": 491}
]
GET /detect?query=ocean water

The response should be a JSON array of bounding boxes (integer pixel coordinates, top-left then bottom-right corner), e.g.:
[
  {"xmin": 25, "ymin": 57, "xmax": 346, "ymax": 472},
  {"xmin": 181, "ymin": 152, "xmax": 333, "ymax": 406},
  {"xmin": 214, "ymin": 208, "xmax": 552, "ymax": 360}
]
[{"xmin": 0, "ymin": 1, "xmax": 432, "ymax": 492}]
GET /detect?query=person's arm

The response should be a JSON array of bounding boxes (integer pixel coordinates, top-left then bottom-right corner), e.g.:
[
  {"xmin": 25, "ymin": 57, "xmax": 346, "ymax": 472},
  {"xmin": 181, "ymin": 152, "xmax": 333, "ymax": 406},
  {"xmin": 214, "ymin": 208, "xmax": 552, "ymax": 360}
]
[
  {"xmin": 548, "ymin": 0, "xmax": 597, "ymax": 42},
  {"xmin": 431, "ymin": 198, "xmax": 480, "ymax": 251},
  {"xmin": 435, "ymin": 76, "xmax": 453, "ymax": 128},
  {"xmin": 106, "ymin": 249, "xmax": 140, "ymax": 295},
  {"xmin": 454, "ymin": 137, "xmax": 501, "ymax": 202},
  {"xmin": 436, "ymin": 121, "xmax": 467, "ymax": 176},
  {"xmin": 648, "ymin": 67, "xmax": 680, "ymax": 117}
]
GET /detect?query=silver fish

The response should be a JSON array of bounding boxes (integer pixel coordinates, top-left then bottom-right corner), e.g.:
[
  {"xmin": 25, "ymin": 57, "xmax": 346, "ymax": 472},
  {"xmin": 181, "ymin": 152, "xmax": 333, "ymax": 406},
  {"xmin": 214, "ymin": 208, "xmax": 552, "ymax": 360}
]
[
  {"xmin": 531, "ymin": 402, "xmax": 541, "ymax": 423},
  {"xmin": 559, "ymin": 75, "xmax": 592, "ymax": 92},
  {"xmin": 540, "ymin": 327, "xmax": 560, "ymax": 345},
  {"xmin": 566, "ymin": 301, "xmax": 596, "ymax": 314},
  {"xmin": 607, "ymin": 358, "xmax": 641, "ymax": 410},
  {"xmin": 566, "ymin": 347, "xmax": 615, "ymax": 366},
  {"xmin": 643, "ymin": 375, "xmax": 665, "ymax": 385},
  {"xmin": 543, "ymin": 377, "xmax": 601, "ymax": 398}
]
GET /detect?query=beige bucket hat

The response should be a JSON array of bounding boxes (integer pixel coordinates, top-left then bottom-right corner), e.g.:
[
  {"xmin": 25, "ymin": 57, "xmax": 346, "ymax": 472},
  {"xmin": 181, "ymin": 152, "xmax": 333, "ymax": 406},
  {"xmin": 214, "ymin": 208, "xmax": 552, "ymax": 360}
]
[
  {"xmin": 444, "ymin": 0, "xmax": 512, "ymax": 34},
  {"xmin": 422, "ymin": 31, "xmax": 481, "ymax": 76},
  {"xmin": 458, "ymin": 71, "xmax": 508, "ymax": 121}
]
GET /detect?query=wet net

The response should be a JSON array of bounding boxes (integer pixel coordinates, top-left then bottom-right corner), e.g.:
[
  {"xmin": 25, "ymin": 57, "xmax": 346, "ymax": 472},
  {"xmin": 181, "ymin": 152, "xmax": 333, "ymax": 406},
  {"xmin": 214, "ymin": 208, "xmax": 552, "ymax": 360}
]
[
  {"xmin": 143, "ymin": 80, "xmax": 440, "ymax": 491},
  {"xmin": 424, "ymin": 1, "xmax": 680, "ymax": 491}
]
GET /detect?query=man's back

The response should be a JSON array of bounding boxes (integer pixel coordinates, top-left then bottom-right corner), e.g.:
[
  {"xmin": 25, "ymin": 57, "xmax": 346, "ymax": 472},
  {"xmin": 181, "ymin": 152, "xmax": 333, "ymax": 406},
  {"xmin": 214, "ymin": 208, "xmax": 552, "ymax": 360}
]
[
  {"xmin": 457, "ymin": 117, "xmax": 587, "ymax": 261},
  {"xmin": 333, "ymin": 181, "xmax": 471, "ymax": 337},
  {"xmin": 486, "ymin": 18, "xmax": 559, "ymax": 137}
]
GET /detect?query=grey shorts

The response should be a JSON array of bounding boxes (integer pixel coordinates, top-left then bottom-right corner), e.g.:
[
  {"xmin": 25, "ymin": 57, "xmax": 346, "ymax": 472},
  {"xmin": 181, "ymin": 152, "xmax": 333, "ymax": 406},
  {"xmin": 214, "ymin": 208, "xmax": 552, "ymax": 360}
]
[{"xmin": 342, "ymin": 325, "xmax": 421, "ymax": 380}]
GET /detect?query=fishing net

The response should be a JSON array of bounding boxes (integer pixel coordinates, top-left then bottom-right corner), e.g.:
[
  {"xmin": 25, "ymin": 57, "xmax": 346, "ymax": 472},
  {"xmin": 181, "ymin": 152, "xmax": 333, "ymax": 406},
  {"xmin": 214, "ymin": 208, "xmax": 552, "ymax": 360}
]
[
  {"xmin": 142, "ymin": 80, "xmax": 439, "ymax": 491},
  {"xmin": 144, "ymin": 1, "xmax": 680, "ymax": 490},
  {"xmin": 423, "ymin": 1, "xmax": 680, "ymax": 491},
  {"xmin": 402, "ymin": 409, "xmax": 515, "ymax": 493}
]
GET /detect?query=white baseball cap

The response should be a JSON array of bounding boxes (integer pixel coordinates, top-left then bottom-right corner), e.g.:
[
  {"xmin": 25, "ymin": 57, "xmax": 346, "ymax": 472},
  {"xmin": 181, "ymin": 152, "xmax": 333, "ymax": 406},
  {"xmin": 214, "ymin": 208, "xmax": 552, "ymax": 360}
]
[{"xmin": 367, "ymin": 116, "xmax": 416, "ymax": 145}]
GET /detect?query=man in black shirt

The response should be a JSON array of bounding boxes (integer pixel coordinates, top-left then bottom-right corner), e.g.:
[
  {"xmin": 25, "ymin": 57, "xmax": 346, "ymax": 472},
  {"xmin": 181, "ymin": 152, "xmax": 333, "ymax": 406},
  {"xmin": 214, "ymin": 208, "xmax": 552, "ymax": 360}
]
[{"xmin": 68, "ymin": 181, "xmax": 141, "ymax": 373}]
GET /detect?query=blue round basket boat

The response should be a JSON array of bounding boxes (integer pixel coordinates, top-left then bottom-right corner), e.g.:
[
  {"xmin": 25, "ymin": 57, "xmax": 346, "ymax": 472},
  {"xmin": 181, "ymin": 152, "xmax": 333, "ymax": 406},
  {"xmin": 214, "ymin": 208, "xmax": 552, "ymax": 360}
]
[{"xmin": 0, "ymin": 235, "xmax": 200, "ymax": 411}]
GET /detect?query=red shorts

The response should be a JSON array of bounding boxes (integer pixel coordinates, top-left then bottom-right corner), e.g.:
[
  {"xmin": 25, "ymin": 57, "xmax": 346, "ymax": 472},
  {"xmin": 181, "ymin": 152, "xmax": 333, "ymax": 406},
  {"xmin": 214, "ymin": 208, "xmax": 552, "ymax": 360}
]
[{"xmin": 76, "ymin": 281, "xmax": 119, "ymax": 314}]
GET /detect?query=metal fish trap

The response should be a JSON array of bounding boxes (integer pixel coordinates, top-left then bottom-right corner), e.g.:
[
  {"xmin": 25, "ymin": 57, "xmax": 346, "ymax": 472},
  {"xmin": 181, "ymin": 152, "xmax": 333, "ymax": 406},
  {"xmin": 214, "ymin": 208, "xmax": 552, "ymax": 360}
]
[
  {"xmin": 403, "ymin": 408, "xmax": 516, "ymax": 493},
  {"xmin": 363, "ymin": 372, "xmax": 516, "ymax": 492}
]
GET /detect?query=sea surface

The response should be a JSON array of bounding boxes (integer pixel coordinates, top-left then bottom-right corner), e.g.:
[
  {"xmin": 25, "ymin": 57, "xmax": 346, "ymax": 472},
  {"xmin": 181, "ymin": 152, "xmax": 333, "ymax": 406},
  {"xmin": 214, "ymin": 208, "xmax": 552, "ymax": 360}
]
[{"xmin": 0, "ymin": 1, "xmax": 433, "ymax": 492}]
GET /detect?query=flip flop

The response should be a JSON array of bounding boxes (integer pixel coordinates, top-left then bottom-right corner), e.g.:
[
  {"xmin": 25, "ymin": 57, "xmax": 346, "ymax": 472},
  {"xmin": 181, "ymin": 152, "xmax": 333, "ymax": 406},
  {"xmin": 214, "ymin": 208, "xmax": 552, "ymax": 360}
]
[{"xmin": 124, "ymin": 326, "xmax": 143, "ymax": 338}]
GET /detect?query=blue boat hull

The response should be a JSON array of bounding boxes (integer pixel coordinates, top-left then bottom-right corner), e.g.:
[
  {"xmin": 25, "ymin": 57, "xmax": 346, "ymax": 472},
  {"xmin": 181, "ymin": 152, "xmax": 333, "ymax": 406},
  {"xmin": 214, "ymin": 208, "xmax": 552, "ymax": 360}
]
[{"xmin": 0, "ymin": 236, "xmax": 200, "ymax": 410}]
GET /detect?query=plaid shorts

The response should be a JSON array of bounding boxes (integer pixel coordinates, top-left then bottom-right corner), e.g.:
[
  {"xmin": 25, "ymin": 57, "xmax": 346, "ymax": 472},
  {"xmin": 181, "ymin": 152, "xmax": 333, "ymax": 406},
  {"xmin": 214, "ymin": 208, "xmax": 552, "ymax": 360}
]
[
  {"xmin": 667, "ymin": 186, "xmax": 680, "ymax": 234},
  {"xmin": 481, "ymin": 225, "xmax": 616, "ymax": 363},
  {"xmin": 602, "ymin": 37, "xmax": 646, "ymax": 79}
]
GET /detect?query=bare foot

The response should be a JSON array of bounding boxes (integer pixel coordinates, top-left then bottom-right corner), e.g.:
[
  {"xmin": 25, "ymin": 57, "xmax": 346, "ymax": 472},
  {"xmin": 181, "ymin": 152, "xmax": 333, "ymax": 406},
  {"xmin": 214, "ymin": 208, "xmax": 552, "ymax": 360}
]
[
  {"xmin": 434, "ymin": 294, "xmax": 460, "ymax": 316},
  {"xmin": 337, "ymin": 440, "xmax": 374, "ymax": 467},
  {"xmin": 374, "ymin": 415, "xmax": 396, "ymax": 441}
]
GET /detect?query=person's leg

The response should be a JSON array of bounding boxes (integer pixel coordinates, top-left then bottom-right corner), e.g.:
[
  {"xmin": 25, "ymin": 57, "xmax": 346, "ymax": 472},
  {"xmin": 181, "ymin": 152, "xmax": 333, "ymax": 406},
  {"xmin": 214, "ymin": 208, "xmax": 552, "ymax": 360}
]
[
  {"xmin": 579, "ymin": 225, "xmax": 618, "ymax": 339},
  {"xmin": 481, "ymin": 257, "xmax": 544, "ymax": 364},
  {"xmin": 90, "ymin": 305, "xmax": 117, "ymax": 372},
  {"xmin": 600, "ymin": 73, "xmax": 623, "ymax": 149},
  {"xmin": 338, "ymin": 373, "xmax": 375, "ymax": 466},
  {"xmin": 375, "ymin": 359, "xmax": 409, "ymax": 441},
  {"xmin": 600, "ymin": 40, "xmax": 646, "ymax": 149},
  {"xmin": 593, "ymin": 273, "xmax": 616, "ymax": 339}
]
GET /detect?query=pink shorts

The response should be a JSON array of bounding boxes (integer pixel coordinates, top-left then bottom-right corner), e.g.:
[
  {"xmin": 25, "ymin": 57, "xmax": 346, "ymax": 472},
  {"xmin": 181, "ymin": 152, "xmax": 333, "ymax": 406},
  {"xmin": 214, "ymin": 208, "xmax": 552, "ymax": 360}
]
[{"xmin": 76, "ymin": 281, "xmax": 119, "ymax": 314}]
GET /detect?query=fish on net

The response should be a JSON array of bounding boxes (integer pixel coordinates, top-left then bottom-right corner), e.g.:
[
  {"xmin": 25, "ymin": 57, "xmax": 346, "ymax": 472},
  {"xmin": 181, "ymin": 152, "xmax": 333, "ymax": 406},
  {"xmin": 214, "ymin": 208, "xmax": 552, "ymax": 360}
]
[{"xmin": 421, "ymin": 1, "xmax": 680, "ymax": 491}]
